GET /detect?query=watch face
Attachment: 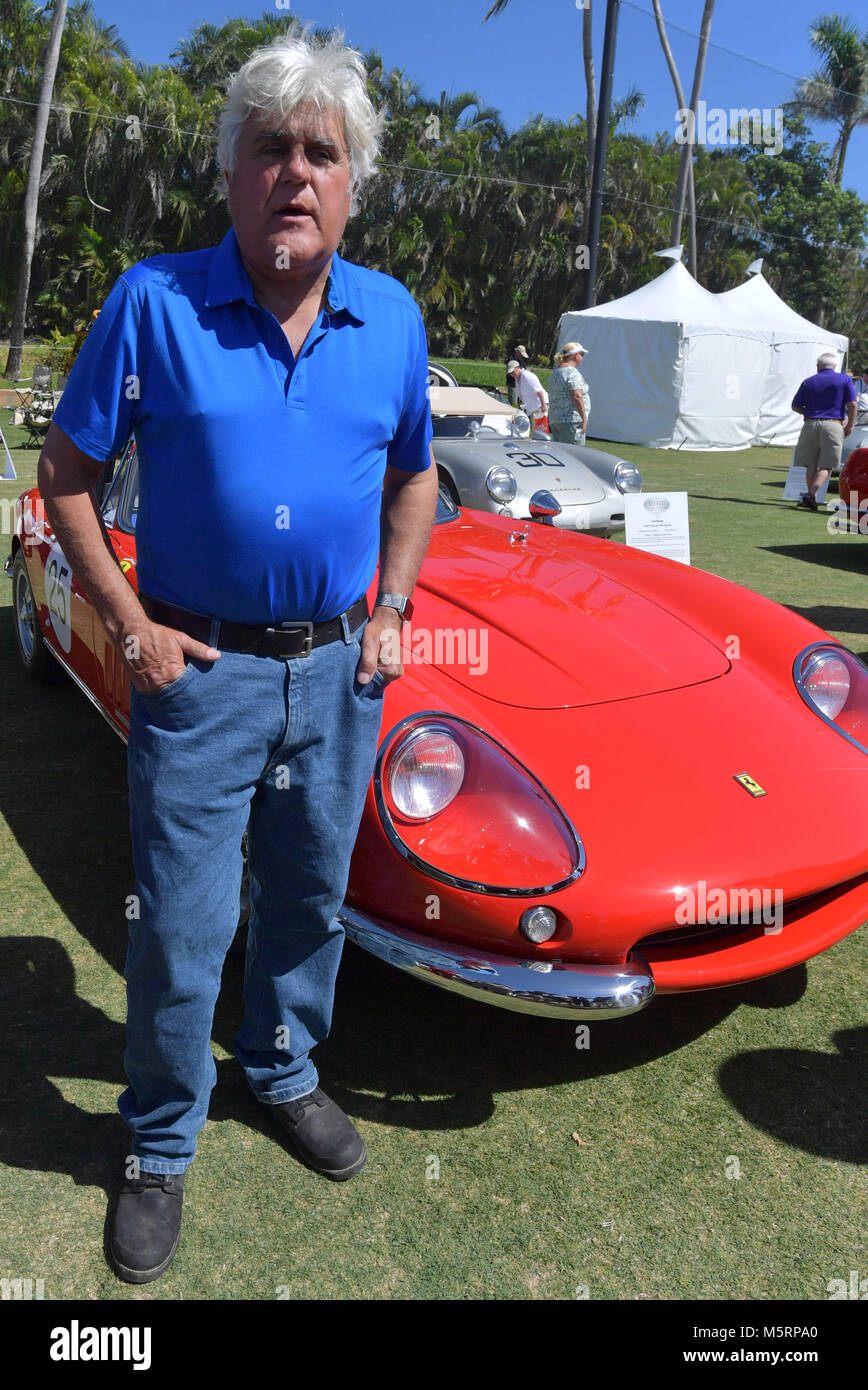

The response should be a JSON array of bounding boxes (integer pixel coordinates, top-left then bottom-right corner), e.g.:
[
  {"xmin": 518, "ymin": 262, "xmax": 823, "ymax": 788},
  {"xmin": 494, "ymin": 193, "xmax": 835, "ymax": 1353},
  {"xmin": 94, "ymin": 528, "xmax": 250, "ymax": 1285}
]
[{"xmin": 379, "ymin": 594, "xmax": 412, "ymax": 620}]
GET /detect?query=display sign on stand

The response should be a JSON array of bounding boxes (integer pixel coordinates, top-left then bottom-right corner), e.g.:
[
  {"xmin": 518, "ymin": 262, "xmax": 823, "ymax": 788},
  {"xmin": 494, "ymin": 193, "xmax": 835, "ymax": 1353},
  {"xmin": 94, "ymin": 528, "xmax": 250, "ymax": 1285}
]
[
  {"xmin": 1, "ymin": 424, "xmax": 17, "ymax": 480},
  {"xmin": 781, "ymin": 453, "xmax": 830, "ymax": 504},
  {"xmin": 625, "ymin": 492, "xmax": 690, "ymax": 565}
]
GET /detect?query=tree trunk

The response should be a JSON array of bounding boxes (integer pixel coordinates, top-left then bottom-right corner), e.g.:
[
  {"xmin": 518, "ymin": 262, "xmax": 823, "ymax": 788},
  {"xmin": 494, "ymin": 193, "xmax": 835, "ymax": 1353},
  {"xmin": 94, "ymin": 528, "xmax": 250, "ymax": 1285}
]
[
  {"xmin": 684, "ymin": 0, "xmax": 714, "ymax": 273},
  {"xmin": 4, "ymin": 0, "xmax": 68, "ymax": 380},
  {"xmin": 651, "ymin": 0, "xmax": 691, "ymax": 250},
  {"xmin": 687, "ymin": 156, "xmax": 697, "ymax": 275},
  {"xmin": 833, "ymin": 121, "xmax": 853, "ymax": 185},
  {"xmin": 582, "ymin": 2, "xmax": 597, "ymax": 244},
  {"xmin": 671, "ymin": 0, "xmax": 714, "ymax": 262}
]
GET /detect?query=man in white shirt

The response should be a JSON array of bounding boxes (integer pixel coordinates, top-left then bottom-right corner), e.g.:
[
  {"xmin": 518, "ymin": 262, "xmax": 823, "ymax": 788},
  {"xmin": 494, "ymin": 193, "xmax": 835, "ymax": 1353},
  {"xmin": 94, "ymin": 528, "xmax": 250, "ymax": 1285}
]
[{"xmin": 507, "ymin": 358, "xmax": 548, "ymax": 431}]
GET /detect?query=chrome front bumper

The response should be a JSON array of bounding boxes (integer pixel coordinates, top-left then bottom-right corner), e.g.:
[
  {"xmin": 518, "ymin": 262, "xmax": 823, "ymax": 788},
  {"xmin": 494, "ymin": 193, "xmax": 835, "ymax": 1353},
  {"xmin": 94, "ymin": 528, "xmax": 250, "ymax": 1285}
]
[{"xmin": 338, "ymin": 906, "xmax": 655, "ymax": 1020}]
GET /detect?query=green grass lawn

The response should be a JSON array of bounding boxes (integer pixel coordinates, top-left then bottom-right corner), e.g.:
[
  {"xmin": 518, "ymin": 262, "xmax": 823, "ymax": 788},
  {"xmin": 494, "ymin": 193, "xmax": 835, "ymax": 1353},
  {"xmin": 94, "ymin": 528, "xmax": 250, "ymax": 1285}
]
[
  {"xmin": 0, "ymin": 413, "xmax": 865, "ymax": 1301},
  {"xmin": 435, "ymin": 357, "xmax": 556, "ymax": 391},
  {"xmin": 0, "ymin": 339, "xmax": 75, "ymax": 393}
]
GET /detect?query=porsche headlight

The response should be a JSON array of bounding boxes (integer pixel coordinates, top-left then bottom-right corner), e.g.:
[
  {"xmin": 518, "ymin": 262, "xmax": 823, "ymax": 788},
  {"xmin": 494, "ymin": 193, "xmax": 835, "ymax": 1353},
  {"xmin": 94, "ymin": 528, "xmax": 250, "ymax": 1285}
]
[
  {"xmin": 486, "ymin": 466, "xmax": 517, "ymax": 503},
  {"xmin": 795, "ymin": 644, "xmax": 868, "ymax": 752},
  {"xmin": 614, "ymin": 461, "xmax": 642, "ymax": 494},
  {"xmin": 510, "ymin": 412, "xmax": 531, "ymax": 438}
]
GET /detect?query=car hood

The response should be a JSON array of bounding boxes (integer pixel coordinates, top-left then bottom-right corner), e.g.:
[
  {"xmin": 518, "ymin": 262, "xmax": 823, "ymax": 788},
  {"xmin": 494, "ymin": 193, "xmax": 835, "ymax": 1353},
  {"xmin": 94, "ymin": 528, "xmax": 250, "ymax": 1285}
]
[
  {"xmin": 408, "ymin": 515, "xmax": 729, "ymax": 710},
  {"xmin": 432, "ymin": 439, "xmax": 608, "ymax": 501}
]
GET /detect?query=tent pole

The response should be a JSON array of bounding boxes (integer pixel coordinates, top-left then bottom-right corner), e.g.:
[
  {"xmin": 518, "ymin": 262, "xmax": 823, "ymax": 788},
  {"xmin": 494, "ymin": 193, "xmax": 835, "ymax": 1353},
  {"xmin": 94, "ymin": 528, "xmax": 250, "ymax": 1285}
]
[{"xmin": 583, "ymin": 0, "xmax": 621, "ymax": 309}]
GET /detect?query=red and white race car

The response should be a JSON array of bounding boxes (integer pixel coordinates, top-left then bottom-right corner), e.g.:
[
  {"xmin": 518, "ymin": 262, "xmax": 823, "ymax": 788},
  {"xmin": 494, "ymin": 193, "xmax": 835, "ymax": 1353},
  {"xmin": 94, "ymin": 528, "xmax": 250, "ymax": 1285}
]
[
  {"xmin": 835, "ymin": 446, "xmax": 868, "ymax": 534},
  {"xmin": 7, "ymin": 439, "xmax": 868, "ymax": 1019}
]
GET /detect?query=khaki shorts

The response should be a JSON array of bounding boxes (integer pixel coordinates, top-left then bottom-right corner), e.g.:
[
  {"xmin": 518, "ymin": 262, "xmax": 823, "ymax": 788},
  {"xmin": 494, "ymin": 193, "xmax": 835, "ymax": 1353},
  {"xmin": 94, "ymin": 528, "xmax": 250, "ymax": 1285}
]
[{"xmin": 793, "ymin": 418, "xmax": 844, "ymax": 474}]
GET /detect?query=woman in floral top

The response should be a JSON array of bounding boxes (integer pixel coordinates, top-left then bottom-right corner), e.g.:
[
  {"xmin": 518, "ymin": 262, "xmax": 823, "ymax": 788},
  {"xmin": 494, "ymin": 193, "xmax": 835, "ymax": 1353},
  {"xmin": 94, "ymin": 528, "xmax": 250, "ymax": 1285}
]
[{"xmin": 548, "ymin": 342, "xmax": 590, "ymax": 445}]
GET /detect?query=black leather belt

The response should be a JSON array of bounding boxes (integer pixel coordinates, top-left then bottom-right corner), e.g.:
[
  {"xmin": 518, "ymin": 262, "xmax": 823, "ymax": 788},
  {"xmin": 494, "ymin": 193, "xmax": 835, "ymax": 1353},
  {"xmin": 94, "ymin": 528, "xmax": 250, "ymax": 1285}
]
[{"xmin": 140, "ymin": 593, "xmax": 368, "ymax": 659}]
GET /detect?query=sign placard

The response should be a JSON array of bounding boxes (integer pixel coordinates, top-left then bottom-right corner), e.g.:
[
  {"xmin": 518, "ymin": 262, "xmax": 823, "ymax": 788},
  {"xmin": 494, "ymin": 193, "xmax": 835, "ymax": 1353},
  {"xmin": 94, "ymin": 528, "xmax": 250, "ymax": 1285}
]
[
  {"xmin": 781, "ymin": 453, "xmax": 830, "ymax": 503},
  {"xmin": 625, "ymin": 492, "xmax": 690, "ymax": 565},
  {"xmin": 0, "ymin": 424, "xmax": 17, "ymax": 480}
]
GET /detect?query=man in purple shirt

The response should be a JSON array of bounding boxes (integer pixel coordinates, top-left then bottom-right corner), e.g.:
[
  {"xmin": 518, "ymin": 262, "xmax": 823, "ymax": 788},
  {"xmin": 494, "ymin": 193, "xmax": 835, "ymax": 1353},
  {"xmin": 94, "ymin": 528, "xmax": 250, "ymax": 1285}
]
[{"xmin": 792, "ymin": 353, "xmax": 857, "ymax": 510}]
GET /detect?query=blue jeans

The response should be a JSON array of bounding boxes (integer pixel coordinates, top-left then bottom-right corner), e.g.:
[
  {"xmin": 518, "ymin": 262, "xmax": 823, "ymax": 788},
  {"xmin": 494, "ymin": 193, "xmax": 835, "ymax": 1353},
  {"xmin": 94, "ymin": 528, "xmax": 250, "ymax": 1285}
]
[{"xmin": 119, "ymin": 615, "xmax": 384, "ymax": 1173}]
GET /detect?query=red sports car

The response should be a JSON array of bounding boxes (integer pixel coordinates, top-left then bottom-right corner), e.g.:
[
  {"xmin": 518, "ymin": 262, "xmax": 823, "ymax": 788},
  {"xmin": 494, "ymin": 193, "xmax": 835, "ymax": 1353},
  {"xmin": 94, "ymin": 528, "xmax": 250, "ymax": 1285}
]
[
  {"xmin": 7, "ymin": 441, "xmax": 868, "ymax": 1019},
  {"xmin": 836, "ymin": 446, "xmax": 868, "ymax": 534}
]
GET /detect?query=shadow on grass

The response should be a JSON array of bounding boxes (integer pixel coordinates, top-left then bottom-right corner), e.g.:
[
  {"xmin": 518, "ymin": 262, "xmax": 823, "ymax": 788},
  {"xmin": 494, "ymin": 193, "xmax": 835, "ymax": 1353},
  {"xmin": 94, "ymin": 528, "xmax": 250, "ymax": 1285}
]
[
  {"xmin": 764, "ymin": 542, "xmax": 868, "ymax": 578},
  {"xmin": 687, "ymin": 494, "xmax": 785, "ymax": 509},
  {"xmin": 787, "ymin": 605, "xmax": 868, "ymax": 638},
  {"xmin": 0, "ymin": 605, "xmax": 849, "ymax": 1189},
  {"xmin": 269, "ymin": 951, "xmax": 809, "ymax": 1135},
  {"xmin": 0, "ymin": 936, "xmax": 129, "ymax": 1191},
  {"xmin": 718, "ymin": 1027, "xmax": 867, "ymax": 1164}
]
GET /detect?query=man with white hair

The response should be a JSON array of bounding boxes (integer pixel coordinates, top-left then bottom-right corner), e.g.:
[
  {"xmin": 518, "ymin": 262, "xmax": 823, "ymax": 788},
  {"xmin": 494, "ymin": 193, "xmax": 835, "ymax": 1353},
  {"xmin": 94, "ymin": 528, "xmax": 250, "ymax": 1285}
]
[
  {"xmin": 37, "ymin": 28, "xmax": 438, "ymax": 1281},
  {"xmin": 791, "ymin": 352, "xmax": 857, "ymax": 510}
]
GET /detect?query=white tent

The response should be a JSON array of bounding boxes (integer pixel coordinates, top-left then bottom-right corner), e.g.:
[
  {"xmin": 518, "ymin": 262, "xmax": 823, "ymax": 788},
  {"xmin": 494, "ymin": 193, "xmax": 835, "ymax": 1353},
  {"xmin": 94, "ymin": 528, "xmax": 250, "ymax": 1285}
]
[
  {"xmin": 715, "ymin": 267, "xmax": 847, "ymax": 447},
  {"xmin": 557, "ymin": 260, "xmax": 773, "ymax": 449},
  {"xmin": 556, "ymin": 258, "xmax": 849, "ymax": 450}
]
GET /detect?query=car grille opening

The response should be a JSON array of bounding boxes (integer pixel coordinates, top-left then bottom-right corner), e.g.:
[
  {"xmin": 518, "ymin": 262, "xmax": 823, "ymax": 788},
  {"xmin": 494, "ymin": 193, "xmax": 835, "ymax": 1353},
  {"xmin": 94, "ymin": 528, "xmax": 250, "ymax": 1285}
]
[{"xmin": 635, "ymin": 889, "xmax": 830, "ymax": 950}]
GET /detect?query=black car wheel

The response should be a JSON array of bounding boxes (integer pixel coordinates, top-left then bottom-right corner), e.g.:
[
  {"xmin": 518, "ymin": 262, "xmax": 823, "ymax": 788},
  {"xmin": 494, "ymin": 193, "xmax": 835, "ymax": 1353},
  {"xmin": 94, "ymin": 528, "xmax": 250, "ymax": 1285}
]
[{"xmin": 12, "ymin": 551, "xmax": 59, "ymax": 683}]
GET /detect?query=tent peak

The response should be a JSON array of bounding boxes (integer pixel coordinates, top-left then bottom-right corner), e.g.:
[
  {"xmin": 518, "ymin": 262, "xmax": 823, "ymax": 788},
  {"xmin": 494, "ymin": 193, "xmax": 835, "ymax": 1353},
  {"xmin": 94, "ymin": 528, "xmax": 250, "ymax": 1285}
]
[{"xmin": 653, "ymin": 245, "xmax": 684, "ymax": 262}]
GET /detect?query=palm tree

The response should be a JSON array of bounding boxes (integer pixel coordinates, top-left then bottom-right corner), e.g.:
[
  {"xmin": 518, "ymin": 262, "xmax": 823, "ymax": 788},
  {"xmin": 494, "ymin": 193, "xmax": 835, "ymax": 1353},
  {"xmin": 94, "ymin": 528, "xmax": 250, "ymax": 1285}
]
[
  {"xmin": 651, "ymin": 0, "xmax": 715, "ymax": 276},
  {"xmin": 484, "ymin": 0, "xmax": 597, "ymax": 243},
  {"xmin": 4, "ymin": 0, "xmax": 68, "ymax": 378},
  {"xmin": 788, "ymin": 13, "xmax": 868, "ymax": 184}
]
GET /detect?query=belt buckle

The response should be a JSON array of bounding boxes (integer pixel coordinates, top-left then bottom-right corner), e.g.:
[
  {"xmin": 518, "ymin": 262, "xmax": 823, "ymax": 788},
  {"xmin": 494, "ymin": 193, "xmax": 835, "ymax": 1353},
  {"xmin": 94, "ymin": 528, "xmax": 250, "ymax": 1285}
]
[{"xmin": 270, "ymin": 620, "xmax": 314, "ymax": 658}]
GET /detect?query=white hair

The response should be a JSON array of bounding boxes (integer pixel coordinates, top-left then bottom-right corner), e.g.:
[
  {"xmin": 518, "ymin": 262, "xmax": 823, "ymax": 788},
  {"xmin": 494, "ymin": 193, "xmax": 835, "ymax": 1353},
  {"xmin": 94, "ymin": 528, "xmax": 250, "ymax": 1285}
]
[
  {"xmin": 817, "ymin": 352, "xmax": 838, "ymax": 369},
  {"xmin": 217, "ymin": 26, "xmax": 384, "ymax": 214}
]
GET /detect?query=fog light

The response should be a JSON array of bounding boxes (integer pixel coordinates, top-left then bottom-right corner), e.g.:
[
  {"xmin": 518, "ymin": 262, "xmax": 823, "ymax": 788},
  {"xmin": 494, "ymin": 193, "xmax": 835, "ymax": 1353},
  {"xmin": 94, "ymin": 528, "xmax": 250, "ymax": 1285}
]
[{"xmin": 519, "ymin": 905, "xmax": 557, "ymax": 943}]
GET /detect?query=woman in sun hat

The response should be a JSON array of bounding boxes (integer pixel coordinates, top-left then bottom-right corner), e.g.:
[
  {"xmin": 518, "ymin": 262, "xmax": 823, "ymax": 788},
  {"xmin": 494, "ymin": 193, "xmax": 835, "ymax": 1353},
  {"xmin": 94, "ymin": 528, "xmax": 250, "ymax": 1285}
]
[{"xmin": 548, "ymin": 342, "xmax": 590, "ymax": 445}]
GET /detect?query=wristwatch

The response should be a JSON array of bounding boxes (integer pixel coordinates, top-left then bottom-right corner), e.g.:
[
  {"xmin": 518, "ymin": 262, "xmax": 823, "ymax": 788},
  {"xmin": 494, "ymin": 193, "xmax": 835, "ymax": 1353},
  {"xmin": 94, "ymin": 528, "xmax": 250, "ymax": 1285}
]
[{"xmin": 375, "ymin": 591, "xmax": 414, "ymax": 621}]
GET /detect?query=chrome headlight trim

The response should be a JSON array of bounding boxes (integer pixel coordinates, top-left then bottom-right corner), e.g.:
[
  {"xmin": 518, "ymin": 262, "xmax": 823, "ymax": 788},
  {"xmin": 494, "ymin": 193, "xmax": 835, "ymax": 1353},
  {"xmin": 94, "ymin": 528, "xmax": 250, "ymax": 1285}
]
[
  {"xmin": 793, "ymin": 641, "xmax": 868, "ymax": 758},
  {"xmin": 485, "ymin": 466, "xmax": 518, "ymax": 503},
  {"xmin": 614, "ymin": 461, "xmax": 642, "ymax": 495},
  {"xmin": 374, "ymin": 711, "xmax": 586, "ymax": 896}
]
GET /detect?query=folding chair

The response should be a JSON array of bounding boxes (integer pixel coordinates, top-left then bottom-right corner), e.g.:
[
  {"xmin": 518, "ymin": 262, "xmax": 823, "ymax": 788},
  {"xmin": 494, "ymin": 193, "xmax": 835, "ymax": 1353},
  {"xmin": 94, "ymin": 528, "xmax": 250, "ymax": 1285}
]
[{"xmin": 21, "ymin": 391, "xmax": 54, "ymax": 447}]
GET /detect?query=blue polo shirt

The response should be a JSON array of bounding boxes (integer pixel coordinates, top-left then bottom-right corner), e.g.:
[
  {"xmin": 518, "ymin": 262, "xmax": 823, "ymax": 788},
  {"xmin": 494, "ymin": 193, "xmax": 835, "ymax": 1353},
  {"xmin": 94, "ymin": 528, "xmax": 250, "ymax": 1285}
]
[
  {"xmin": 792, "ymin": 369, "xmax": 856, "ymax": 421},
  {"xmin": 52, "ymin": 228, "xmax": 432, "ymax": 623}
]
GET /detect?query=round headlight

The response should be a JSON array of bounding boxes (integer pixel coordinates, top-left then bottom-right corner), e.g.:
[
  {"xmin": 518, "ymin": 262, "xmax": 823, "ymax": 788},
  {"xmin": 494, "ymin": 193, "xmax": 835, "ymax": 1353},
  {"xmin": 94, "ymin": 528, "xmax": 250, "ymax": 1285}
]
[
  {"xmin": 519, "ymin": 906, "xmax": 558, "ymax": 943},
  {"xmin": 377, "ymin": 714, "xmax": 584, "ymax": 892},
  {"xmin": 389, "ymin": 727, "xmax": 465, "ymax": 820},
  {"xmin": 800, "ymin": 650, "xmax": 851, "ymax": 719},
  {"xmin": 510, "ymin": 412, "xmax": 531, "ymax": 438},
  {"xmin": 614, "ymin": 461, "xmax": 642, "ymax": 494},
  {"xmin": 486, "ymin": 466, "xmax": 517, "ymax": 503}
]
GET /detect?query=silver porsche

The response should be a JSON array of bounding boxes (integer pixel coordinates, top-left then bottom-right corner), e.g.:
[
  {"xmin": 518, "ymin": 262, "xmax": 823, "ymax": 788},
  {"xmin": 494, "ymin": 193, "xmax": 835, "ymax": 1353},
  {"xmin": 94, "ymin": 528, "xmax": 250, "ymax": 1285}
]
[{"xmin": 428, "ymin": 384, "xmax": 642, "ymax": 535}]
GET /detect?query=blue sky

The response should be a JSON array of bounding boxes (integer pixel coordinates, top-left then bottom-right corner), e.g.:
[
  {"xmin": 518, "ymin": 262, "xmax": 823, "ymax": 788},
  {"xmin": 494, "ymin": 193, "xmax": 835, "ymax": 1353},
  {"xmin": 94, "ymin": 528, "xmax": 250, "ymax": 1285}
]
[{"xmin": 88, "ymin": 0, "xmax": 868, "ymax": 217}]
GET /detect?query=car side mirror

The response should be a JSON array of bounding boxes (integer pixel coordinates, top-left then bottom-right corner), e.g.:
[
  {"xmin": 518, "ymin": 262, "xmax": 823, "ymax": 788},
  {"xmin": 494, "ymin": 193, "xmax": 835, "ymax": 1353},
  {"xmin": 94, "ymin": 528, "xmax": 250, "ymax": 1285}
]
[{"xmin": 529, "ymin": 490, "xmax": 562, "ymax": 523}]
